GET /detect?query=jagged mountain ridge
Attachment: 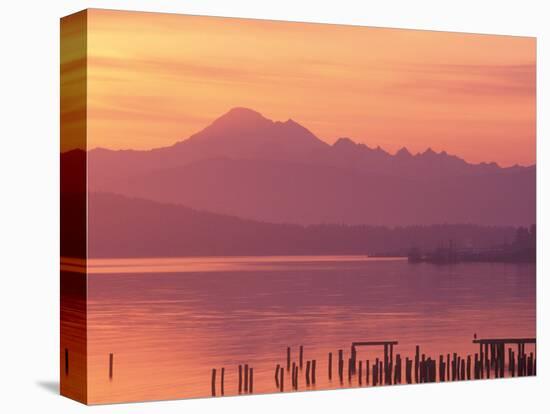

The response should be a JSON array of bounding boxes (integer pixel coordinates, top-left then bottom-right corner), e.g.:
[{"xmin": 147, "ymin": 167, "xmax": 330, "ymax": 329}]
[
  {"xmin": 75, "ymin": 107, "xmax": 535, "ymax": 226},
  {"xmin": 88, "ymin": 107, "xmax": 529, "ymax": 180}
]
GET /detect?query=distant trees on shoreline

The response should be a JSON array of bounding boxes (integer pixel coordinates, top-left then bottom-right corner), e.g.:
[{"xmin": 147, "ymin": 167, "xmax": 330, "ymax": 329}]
[
  {"xmin": 74, "ymin": 192, "xmax": 534, "ymax": 259},
  {"xmin": 407, "ymin": 225, "xmax": 536, "ymax": 264}
]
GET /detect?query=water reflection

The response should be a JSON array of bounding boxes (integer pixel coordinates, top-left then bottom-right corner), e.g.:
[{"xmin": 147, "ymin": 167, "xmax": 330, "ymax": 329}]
[{"xmin": 84, "ymin": 257, "xmax": 535, "ymax": 403}]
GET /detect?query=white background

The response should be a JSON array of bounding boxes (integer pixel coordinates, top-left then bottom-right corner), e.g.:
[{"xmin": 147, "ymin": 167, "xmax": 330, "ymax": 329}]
[{"xmin": 0, "ymin": 0, "xmax": 547, "ymax": 412}]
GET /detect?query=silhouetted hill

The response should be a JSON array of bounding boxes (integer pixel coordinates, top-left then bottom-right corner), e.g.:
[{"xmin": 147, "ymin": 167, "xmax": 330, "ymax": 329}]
[
  {"xmin": 60, "ymin": 149, "xmax": 86, "ymax": 258},
  {"xmin": 86, "ymin": 192, "xmax": 521, "ymax": 258},
  {"xmin": 88, "ymin": 156, "xmax": 535, "ymax": 227},
  {"xmin": 60, "ymin": 148, "xmax": 86, "ymax": 193}
]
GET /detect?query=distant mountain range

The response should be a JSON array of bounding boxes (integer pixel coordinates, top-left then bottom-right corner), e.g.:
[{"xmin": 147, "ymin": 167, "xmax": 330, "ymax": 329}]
[{"xmin": 66, "ymin": 107, "xmax": 535, "ymax": 227}]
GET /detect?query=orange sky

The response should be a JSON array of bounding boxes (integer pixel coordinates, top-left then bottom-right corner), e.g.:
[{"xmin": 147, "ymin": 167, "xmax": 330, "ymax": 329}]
[{"xmin": 64, "ymin": 9, "xmax": 536, "ymax": 166}]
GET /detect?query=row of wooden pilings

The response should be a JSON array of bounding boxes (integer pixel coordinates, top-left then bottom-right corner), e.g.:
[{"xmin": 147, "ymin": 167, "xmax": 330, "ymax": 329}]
[
  {"xmin": 211, "ymin": 364, "xmax": 255, "ymax": 396},
  {"xmin": 209, "ymin": 338, "xmax": 536, "ymax": 396},
  {"xmin": 473, "ymin": 339, "xmax": 536, "ymax": 379},
  {"xmin": 65, "ymin": 338, "xmax": 536, "ymax": 397}
]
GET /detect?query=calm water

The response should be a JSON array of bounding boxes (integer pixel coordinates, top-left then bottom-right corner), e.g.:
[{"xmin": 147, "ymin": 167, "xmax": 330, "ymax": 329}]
[{"xmin": 83, "ymin": 256, "xmax": 536, "ymax": 403}]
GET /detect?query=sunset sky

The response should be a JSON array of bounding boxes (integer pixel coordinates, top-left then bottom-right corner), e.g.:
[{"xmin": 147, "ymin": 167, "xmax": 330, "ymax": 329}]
[{"xmin": 63, "ymin": 9, "xmax": 536, "ymax": 166}]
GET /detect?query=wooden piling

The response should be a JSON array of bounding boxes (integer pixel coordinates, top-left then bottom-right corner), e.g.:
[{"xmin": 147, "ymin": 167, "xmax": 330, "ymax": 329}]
[
  {"xmin": 446, "ymin": 353, "xmax": 450, "ymax": 381},
  {"xmin": 389, "ymin": 344, "xmax": 394, "ymax": 385},
  {"xmin": 280, "ymin": 366, "xmax": 284, "ymax": 392},
  {"xmin": 249, "ymin": 368, "xmax": 254, "ymax": 393},
  {"xmin": 109, "ymin": 353, "xmax": 113, "ymax": 380},
  {"xmin": 414, "ymin": 346, "xmax": 419, "ymax": 384},
  {"xmin": 338, "ymin": 350, "xmax": 344, "ymax": 383},
  {"xmin": 397, "ymin": 354, "xmax": 402, "ymax": 384},
  {"xmin": 358, "ymin": 360, "xmax": 363, "ymax": 386},
  {"xmin": 275, "ymin": 364, "xmax": 280, "ymax": 388},
  {"xmin": 393, "ymin": 354, "xmax": 399, "ymax": 384},
  {"xmin": 306, "ymin": 360, "xmax": 311, "ymax": 386},
  {"xmin": 500, "ymin": 345, "xmax": 505, "ymax": 377},
  {"xmin": 494, "ymin": 345, "xmax": 499, "ymax": 377},
  {"xmin": 221, "ymin": 367, "xmax": 225, "ymax": 395},
  {"xmin": 501, "ymin": 346, "xmax": 505, "ymax": 377},
  {"xmin": 64, "ymin": 348, "xmax": 69, "ymax": 376},
  {"xmin": 384, "ymin": 344, "xmax": 389, "ymax": 384},
  {"xmin": 366, "ymin": 360, "xmax": 370, "ymax": 384},
  {"xmin": 312, "ymin": 359, "xmax": 317, "ymax": 384},
  {"xmin": 518, "ymin": 345, "xmax": 523, "ymax": 377},
  {"xmin": 467, "ymin": 355, "xmax": 471, "ymax": 380},
  {"xmin": 480, "ymin": 347, "xmax": 484, "ymax": 378},
  {"xmin": 426, "ymin": 355, "xmax": 430, "ymax": 383},
  {"xmin": 429, "ymin": 357, "xmax": 433, "ymax": 383},
  {"xmin": 211, "ymin": 368, "xmax": 216, "ymax": 396},
  {"xmin": 299, "ymin": 345, "xmax": 303, "ymax": 370},
  {"xmin": 426, "ymin": 358, "xmax": 431, "ymax": 382},
  {"xmin": 420, "ymin": 354, "xmax": 427, "ymax": 382},
  {"xmin": 479, "ymin": 343, "xmax": 483, "ymax": 362},
  {"xmin": 499, "ymin": 344, "xmax": 503, "ymax": 377},
  {"xmin": 328, "ymin": 352, "xmax": 333, "ymax": 380},
  {"xmin": 484, "ymin": 344, "xmax": 491, "ymax": 378},
  {"xmin": 495, "ymin": 344, "xmax": 499, "ymax": 377},
  {"xmin": 244, "ymin": 364, "xmax": 249, "ymax": 393},
  {"xmin": 451, "ymin": 352, "xmax": 458, "ymax": 381},
  {"xmin": 349, "ymin": 345, "xmax": 357, "ymax": 375}
]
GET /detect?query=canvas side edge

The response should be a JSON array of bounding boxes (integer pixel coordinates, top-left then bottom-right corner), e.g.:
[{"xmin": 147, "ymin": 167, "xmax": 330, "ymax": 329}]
[{"xmin": 60, "ymin": 9, "xmax": 89, "ymax": 405}]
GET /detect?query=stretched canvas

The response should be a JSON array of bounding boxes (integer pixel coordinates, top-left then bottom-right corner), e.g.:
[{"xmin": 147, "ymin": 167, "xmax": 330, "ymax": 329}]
[{"xmin": 60, "ymin": 9, "xmax": 536, "ymax": 405}]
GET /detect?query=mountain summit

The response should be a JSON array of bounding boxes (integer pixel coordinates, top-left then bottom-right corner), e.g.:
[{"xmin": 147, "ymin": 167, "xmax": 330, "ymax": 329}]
[
  {"xmin": 177, "ymin": 107, "xmax": 329, "ymax": 162},
  {"xmin": 204, "ymin": 107, "xmax": 272, "ymax": 132}
]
